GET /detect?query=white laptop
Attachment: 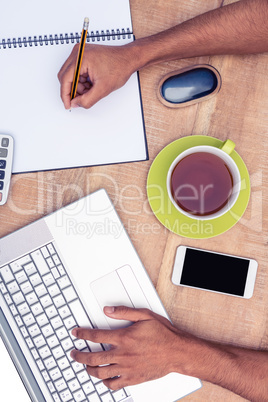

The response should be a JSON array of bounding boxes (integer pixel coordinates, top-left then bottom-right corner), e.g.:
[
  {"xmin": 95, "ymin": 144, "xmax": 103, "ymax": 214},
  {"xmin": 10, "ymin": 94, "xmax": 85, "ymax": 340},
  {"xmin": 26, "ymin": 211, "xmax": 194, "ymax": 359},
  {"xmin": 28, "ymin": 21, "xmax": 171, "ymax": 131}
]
[{"xmin": 0, "ymin": 189, "xmax": 201, "ymax": 402}]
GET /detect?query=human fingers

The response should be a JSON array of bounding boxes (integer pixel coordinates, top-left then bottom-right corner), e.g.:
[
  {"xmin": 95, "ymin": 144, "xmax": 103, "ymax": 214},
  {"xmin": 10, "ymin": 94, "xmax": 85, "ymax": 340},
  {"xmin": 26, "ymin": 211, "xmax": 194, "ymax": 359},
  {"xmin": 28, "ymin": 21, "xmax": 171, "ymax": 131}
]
[
  {"xmin": 70, "ymin": 80, "xmax": 109, "ymax": 109},
  {"xmin": 71, "ymin": 327, "xmax": 120, "ymax": 345},
  {"xmin": 103, "ymin": 305, "xmax": 164, "ymax": 323},
  {"xmin": 86, "ymin": 364, "xmax": 120, "ymax": 382},
  {"xmin": 70, "ymin": 349, "xmax": 116, "ymax": 366}
]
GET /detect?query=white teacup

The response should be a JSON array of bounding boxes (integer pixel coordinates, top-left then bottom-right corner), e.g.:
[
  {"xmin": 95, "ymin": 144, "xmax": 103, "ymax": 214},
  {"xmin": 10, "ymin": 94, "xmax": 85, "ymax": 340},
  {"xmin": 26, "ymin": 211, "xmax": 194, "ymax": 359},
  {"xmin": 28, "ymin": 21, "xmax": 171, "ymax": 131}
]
[{"xmin": 166, "ymin": 140, "xmax": 241, "ymax": 220}]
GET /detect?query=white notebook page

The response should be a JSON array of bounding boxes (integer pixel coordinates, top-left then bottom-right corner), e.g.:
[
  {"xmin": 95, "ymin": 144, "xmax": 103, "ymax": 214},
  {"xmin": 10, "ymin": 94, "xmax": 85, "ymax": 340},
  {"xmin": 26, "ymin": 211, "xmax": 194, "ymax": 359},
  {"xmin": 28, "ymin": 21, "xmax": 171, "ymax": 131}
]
[{"xmin": 0, "ymin": 1, "xmax": 147, "ymax": 173}]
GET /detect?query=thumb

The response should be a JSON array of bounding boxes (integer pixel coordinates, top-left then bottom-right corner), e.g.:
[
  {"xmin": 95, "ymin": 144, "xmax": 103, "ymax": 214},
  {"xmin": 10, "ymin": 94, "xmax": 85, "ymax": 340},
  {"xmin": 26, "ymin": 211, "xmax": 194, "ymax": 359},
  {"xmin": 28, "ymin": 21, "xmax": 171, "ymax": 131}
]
[{"xmin": 104, "ymin": 306, "xmax": 154, "ymax": 322}]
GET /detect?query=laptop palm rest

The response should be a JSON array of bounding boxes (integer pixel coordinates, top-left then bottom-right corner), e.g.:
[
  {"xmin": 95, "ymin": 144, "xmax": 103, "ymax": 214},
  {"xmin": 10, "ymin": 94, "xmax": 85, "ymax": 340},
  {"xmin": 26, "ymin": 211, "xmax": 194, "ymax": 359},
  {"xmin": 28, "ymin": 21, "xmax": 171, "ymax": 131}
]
[{"xmin": 90, "ymin": 265, "xmax": 151, "ymax": 330}]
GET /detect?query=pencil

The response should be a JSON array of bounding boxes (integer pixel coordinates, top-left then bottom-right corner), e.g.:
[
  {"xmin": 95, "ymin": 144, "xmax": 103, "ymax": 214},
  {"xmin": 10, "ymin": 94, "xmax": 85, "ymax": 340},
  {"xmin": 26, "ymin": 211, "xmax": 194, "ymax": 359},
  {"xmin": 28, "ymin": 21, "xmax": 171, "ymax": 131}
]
[{"xmin": 70, "ymin": 17, "xmax": 89, "ymax": 100}]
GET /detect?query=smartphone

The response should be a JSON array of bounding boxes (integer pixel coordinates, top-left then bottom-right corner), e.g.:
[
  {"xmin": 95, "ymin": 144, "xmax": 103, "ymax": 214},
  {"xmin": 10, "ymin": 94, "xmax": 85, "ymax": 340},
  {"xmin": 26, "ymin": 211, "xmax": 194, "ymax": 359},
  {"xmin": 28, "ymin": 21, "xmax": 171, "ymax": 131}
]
[{"xmin": 172, "ymin": 246, "xmax": 258, "ymax": 299}]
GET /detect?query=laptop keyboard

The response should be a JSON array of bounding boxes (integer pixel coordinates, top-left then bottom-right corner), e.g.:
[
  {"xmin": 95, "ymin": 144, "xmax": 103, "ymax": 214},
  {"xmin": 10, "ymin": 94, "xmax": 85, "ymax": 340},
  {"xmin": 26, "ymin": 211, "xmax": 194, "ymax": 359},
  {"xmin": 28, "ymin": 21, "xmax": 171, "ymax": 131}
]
[{"xmin": 0, "ymin": 242, "xmax": 131, "ymax": 402}]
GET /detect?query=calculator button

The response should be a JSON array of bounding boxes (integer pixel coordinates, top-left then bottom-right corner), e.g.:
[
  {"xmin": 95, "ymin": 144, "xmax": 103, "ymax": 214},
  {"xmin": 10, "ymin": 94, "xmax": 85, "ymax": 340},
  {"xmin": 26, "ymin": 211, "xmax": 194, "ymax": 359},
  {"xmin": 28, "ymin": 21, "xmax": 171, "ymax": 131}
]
[
  {"xmin": 0, "ymin": 193, "xmax": 2, "ymax": 202},
  {"xmin": 0, "ymin": 171, "xmax": 5, "ymax": 180},
  {"xmin": 0, "ymin": 160, "xmax": 6, "ymax": 169},
  {"xmin": 0, "ymin": 149, "xmax": 7, "ymax": 158},
  {"xmin": 0, "ymin": 182, "xmax": 4, "ymax": 191},
  {"xmin": 1, "ymin": 138, "xmax": 9, "ymax": 147}
]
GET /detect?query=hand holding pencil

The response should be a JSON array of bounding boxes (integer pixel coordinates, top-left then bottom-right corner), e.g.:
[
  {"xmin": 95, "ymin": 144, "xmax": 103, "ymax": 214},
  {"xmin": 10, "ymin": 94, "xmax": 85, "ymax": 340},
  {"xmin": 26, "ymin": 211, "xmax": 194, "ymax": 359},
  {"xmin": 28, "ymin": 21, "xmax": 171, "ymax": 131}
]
[{"xmin": 58, "ymin": 19, "xmax": 136, "ymax": 110}]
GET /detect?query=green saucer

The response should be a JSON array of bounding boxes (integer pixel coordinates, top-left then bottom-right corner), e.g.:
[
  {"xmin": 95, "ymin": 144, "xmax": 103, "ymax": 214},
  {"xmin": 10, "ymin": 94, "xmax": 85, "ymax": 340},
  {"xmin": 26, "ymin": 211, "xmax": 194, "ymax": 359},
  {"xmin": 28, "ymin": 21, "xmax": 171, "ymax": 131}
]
[{"xmin": 147, "ymin": 136, "xmax": 250, "ymax": 239}]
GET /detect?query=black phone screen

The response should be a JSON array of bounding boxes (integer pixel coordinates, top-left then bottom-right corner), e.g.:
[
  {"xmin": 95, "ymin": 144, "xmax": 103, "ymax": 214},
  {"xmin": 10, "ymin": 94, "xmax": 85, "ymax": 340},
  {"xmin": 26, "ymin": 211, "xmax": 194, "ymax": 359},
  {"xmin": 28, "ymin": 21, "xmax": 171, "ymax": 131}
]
[{"xmin": 180, "ymin": 248, "xmax": 250, "ymax": 296}]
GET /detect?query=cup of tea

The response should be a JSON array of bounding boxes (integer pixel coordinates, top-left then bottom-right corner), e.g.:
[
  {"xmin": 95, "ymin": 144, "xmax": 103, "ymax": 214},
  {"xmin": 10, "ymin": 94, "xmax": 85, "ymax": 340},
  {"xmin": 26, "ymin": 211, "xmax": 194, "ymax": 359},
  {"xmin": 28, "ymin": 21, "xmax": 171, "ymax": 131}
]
[{"xmin": 166, "ymin": 139, "xmax": 241, "ymax": 220}]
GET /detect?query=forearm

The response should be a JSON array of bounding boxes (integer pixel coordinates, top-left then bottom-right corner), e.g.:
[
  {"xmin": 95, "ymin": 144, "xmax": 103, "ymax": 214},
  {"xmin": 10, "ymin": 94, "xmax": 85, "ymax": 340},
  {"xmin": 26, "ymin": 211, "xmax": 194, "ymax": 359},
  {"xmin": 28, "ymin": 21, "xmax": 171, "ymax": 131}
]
[
  {"xmin": 177, "ymin": 336, "xmax": 268, "ymax": 401},
  {"xmin": 126, "ymin": 0, "xmax": 268, "ymax": 73}
]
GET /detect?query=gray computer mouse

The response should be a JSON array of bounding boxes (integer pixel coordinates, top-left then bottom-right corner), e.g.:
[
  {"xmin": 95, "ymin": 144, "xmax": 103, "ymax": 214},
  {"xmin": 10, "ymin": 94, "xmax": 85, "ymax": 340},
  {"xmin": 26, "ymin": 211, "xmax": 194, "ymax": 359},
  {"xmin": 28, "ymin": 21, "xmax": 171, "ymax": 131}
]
[{"xmin": 158, "ymin": 64, "xmax": 221, "ymax": 108}]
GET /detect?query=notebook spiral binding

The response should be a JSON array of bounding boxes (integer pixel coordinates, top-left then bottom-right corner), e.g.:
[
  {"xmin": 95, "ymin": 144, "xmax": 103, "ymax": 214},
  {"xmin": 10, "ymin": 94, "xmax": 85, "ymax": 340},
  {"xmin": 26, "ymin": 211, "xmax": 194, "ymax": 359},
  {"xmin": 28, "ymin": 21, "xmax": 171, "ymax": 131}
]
[{"xmin": 0, "ymin": 28, "xmax": 132, "ymax": 49}]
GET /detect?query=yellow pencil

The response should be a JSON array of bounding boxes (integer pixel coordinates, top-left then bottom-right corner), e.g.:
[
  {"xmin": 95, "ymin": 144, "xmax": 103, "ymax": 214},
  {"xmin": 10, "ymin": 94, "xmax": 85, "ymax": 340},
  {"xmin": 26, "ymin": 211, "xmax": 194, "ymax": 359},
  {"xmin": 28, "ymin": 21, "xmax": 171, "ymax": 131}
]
[{"xmin": 70, "ymin": 17, "xmax": 89, "ymax": 100}]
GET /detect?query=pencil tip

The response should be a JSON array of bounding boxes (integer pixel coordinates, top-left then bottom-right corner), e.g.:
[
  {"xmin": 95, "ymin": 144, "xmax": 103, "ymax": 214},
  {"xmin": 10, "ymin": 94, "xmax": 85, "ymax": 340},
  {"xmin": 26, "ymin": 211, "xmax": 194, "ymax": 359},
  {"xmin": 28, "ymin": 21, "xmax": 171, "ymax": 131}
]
[{"xmin": 69, "ymin": 108, "xmax": 72, "ymax": 112}]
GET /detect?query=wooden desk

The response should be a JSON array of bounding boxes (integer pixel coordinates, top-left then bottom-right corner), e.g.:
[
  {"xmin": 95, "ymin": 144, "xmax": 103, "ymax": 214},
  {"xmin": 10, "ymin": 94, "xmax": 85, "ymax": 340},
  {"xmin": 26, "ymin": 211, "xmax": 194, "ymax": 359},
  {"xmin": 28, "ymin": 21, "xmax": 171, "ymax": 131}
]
[{"xmin": 0, "ymin": 0, "xmax": 267, "ymax": 400}]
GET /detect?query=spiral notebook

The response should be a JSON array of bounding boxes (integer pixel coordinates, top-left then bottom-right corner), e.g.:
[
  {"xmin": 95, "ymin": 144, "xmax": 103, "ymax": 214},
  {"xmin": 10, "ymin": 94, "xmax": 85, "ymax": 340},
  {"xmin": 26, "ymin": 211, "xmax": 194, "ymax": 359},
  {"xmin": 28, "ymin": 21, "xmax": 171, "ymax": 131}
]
[{"xmin": 0, "ymin": 0, "xmax": 148, "ymax": 173}]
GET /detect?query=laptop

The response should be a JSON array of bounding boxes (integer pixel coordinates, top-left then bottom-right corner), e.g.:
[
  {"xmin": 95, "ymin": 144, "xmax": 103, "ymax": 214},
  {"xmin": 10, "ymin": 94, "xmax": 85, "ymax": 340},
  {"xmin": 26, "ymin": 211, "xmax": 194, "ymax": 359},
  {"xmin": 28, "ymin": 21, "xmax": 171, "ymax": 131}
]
[{"xmin": 0, "ymin": 189, "xmax": 201, "ymax": 402}]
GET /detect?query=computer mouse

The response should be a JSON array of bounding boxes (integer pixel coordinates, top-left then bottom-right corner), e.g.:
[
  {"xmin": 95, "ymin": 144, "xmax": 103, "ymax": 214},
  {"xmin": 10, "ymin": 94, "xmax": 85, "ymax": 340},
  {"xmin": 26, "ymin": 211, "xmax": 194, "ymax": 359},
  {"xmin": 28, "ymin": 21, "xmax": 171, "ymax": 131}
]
[{"xmin": 158, "ymin": 64, "xmax": 221, "ymax": 108}]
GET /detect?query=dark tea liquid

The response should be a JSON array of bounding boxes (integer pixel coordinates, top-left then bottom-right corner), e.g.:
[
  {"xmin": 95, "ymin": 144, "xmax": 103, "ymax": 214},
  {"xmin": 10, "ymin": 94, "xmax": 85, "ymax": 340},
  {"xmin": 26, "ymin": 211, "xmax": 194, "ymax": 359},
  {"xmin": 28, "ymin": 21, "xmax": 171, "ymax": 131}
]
[{"xmin": 171, "ymin": 152, "xmax": 233, "ymax": 216}]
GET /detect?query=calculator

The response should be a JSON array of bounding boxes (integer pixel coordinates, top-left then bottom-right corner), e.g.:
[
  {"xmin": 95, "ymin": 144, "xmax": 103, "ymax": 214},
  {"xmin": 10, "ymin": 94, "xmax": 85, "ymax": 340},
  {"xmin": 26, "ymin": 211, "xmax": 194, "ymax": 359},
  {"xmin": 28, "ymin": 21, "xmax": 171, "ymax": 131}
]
[{"xmin": 0, "ymin": 134, "xmax": 14, "ymax": 205}]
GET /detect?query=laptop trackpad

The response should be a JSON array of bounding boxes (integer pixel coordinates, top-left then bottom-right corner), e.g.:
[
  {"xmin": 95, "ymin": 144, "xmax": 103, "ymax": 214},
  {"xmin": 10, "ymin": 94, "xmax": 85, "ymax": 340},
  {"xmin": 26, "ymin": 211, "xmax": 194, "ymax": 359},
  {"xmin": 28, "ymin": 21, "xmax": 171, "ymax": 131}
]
[{"xmin": 90, "ymin": 265, "xmax": 151, "ymax": 329}]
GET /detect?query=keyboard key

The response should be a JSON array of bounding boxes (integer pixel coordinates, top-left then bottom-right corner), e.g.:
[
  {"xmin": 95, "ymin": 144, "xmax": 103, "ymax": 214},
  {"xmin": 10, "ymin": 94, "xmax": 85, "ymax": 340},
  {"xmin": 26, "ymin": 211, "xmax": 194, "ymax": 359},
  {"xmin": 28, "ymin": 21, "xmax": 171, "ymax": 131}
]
[
  {"xmin": 51, "ymin": 267, "xmax": 60, "ymax": 279},
  {"xmin": 52, "ymin": 345, "xmax": 65, "ymax": 360},
  {"xmin": 26, "ymin": 292, "xmax": 38, "ymax": 305},
  {"xmin": 82, "ymin": 381, "xmax": 95, "ymax": 395},
  {"xmin": 49, "ymin": 367, "xmax": 62, "ymax": 381},
  {"xmin": 57, "ymin": 276, "xmax": 71, "ymax": 290},
  {"xmin": 7, "ymin": 281, "xmax": 20, "ymax": 294},
  {"xmin": 63, "ymin": 316, "xmax": 76, "ymax": 330},
  {"xmin": 36, "ymin": 359, "xmax": 45, "ymax": 371},
  {"xmin": 0, "ymin": 265, "xmax": 14, "ymax": 283},
  {"xmin": 59, "ymin": 389, "xmax": 72, "ymax": 402},
  {"xmin": 40, "ymin": 294, "xmax": 53, "ymax": 308},
  {"xmin": 53, "ymin": 294, "xmax": 65, "ymax": 308},
  {"xmin": 23, "ymin": 313, "xmax": 35, "ymax": 327},
  {"xmin": 36, "ymin": 313, "xmax": 49, "ymax": 327},
  {"xmin": 101, "ymin": 393, "xmax": 115, "ymax": 402},
  {"xmin": 48, "ymin": 283, "xmax": 60, "ymax": 297},
  {"xmin": 62, "ymin": 367, "xmax": 75, "ymax": 382},
  {"xmin": 15, "ymin": 315, "xmax": 24, "ymax": 326},
  {"xmin": 51, "ymin": 316, "xmax": 63, "ymax": 330},
  {"xmin": 45, "ymin": 305, "xmax": 57, "ymax": 319},
  {"xmin": 39, "ymin": 345, "xmax": 51, "ymax": 359},
  {"xmin": 13, "ymin": 291, "xmax": 25, "ymax": 305},
  {"xmin": 73, "ymin": 389, "xmax": 86, "ymax": 402},
  {"xmin": 61, "ymin": 337, "xmax": 74, "ymax": 352},
  {"xmin": 43, "ymin": 273, "xmax": 55, "ymax": 286},
  {"xmin": 44, "ymin": 356, "xmax": 57, "ymax": 370},
  {"xmin": 0, "ymin": 282, "xmax": 7, "ymax": 294},
  {"xmin": 47, "ymin": 243, "xmax": 56, "ymax": 255},
  {"xmin": 46, "ymin": 257, "xmax": 55, "ymax": 268},
  {"xmin": 35, "ymin": 284, "xmax": 47, "ymax": 297},
  {"xmin": 58, "ymin": 356, "xmax": 70, "ymax": 371},
  {"xmin": 31, "ymin": 250, "xmax": 49, "ymax": 276},
  {"xmin": 0, "ymin": 160, "xmax": 6, "ymax": 169},
  {"xmin": 31, "ymin": 302, "xmax": 44, "ymax": 316},
  {"xmin": 87, "ymin": 392, "xmax": 101, "ymax": 402},
  {"xmin": 41, "ymin": 246, "xmax": 50, "ymax": 259},
  {"xmin": 47, "ymin": 335, "xmax": 59, "ymax": 349},
  {"xmin": 10, "ymin": 304, "xmax": 18, "ymax": 316},
  {"xmin": 32, "ymin": 348, "xmax": 39, "ymax": 360},
  {"xmin": 28, "ymin": 324, "xmax": 41, "ymax": 338},
  {"xmin": 96, "ymin": 382, "xmax": 108, "ymax": 395},
  {"xmin": 57, "ymin": 265, "xmax": 65, "ymax": 276},
  {"xmin": 77, "ymin": 370, "xmax": 89, "ymax": 384},
  {"xmin": 42, "ymin": 370, "xmax": 50, "ymax": 382},
  {"xmin": 113, "ymin": 389, "xmax": 127, "ymax": 402},
  {"xmin": 25, "ymin": 337, "xmax": 34, "ymax": 349},
  {"xmin": 21, "ymin": 281, "xmax": 33, "ymax": 295},
  {"xmin": 62, "ymin": 286, "xmax": 76, "ymax": 303},
  {"xmin": 52, "ymin": 255, "xmax": 60, "ymax": 265},
  {"xmin": 24, "ymin": 262, "xmax": 37, "ymax": 276},
  {"xmin": 15, "ymin": 270, "xmax": 27, "ymax": 284},
  {"xmin": 72, "ymin": 361, "xmax": 84, "ymax": 374},
  {"xmin": 41, "ymin": 324, "xmax": 54, "ymax": 338},
  {"xmin": 74, "ymin": 339, "xmax": 87, "ymax": 351},
  {"xmin": 21, "ymin": 326, "xmax": 29, "ymax": 338},
  {"xmin": 18, "ymin": 302, "xmax": 30, "ymax": 316},
  {"xmin": 29, "ymin": 273, "xmax": 42, "ymax": 287},
  {"xmin": 58, "ymin": 305, "xmax": 71, "ymax": 319},
  {"xmin": 4, "ymin": 293, "xmax": 12, "ymax": 305},
  {"xmin": 34, "ymin": 334, "xmax": 46, "ymax": 348},
  {"xmin": 47, "ymin": 381, "xmax": 56, "ymax": 393},
  {"xmin": 10, "ymin": 255, "xmax": 32, "ymax": 273},
  {"xmin": 68, "ymin": 378, "xmax": 80, "ymax": 392}
]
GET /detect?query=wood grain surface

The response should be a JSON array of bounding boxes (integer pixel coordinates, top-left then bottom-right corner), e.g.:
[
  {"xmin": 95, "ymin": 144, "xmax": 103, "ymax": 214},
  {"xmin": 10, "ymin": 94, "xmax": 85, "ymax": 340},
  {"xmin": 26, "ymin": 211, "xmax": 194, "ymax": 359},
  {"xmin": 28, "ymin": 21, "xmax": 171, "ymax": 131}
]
[{"xmin": 0, "ymin": 1, "xmax": 267, "ymax": 401}]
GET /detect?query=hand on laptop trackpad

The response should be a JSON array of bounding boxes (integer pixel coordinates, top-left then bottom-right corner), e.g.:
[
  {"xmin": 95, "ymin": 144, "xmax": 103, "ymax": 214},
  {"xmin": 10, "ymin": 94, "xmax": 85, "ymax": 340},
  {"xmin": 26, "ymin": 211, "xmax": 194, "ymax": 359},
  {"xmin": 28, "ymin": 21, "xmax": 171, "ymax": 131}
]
[{"xmin": 90, "ymin": 265, "xmax": 151, "ymax": 329}]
